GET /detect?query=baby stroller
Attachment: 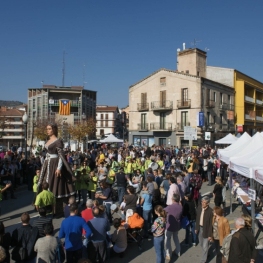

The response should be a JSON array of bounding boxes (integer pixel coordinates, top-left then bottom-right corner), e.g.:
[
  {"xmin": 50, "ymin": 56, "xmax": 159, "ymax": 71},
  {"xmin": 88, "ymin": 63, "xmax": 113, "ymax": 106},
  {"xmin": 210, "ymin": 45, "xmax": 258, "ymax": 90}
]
[{"xmin": 125, "ymin": 209, "xmax": 144, "ymax": 250}]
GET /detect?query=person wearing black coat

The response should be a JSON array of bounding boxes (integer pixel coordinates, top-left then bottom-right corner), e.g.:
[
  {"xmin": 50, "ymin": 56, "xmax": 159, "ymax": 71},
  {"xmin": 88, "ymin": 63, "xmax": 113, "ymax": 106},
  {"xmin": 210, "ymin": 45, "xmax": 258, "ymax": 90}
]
[
  {"xmin": 228, "ymin": 218, "xmax": 257, "ymax": 263},
  {"xmin": 0, "ymin": 222, "xmax": 12, "ymax": 263},
  {"xmin": 213, "ymin": 176, "xmax": 223, "ymax": 207},
  {"xmin": 11, "ymin": 213, "xmax": 39, "ymax": 262},
  {"xmin": 182, "ymin": 193, "xmax": 197, "ymax": 246}
]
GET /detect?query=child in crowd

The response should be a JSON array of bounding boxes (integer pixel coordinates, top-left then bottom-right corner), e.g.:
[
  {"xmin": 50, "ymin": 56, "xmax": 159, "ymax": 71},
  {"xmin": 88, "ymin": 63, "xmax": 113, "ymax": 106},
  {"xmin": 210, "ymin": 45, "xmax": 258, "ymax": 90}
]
[
  {"xmin": 88, "ymin": 171, "xmax": 97, "ymax": 200},
  {"xmin": 63, "ymin": 196, "xmax": 76, "ymax": 218},
  {"xmin": 151, "ymin": 205, "xmax": 166, "ymax": 263},
  {"xmin": 32, "ymin": 169, "xmax": 40, "ymax": 205}
]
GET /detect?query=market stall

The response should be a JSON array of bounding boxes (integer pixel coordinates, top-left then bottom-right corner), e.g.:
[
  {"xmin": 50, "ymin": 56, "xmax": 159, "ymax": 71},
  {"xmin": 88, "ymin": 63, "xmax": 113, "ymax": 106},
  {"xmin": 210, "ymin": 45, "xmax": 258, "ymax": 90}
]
[
  {"xmin": 215, "ymin": 133, "xmax": 238, "ymax": 144},
  {"xmin": 224, "ymin": 133, "xmax": 263, "ymax": 232},
  {"xmin": 218, "ymin": 132, "xmax": 251, "ymax": 164}
]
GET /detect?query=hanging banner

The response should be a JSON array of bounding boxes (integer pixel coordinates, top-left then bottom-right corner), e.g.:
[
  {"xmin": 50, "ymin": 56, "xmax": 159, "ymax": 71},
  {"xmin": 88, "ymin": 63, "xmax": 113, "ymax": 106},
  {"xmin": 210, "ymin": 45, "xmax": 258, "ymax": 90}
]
[
  {"xmin": 196, "ymin": 112, "xmax": 205, "ymax": 127},
  {"xmin": 59, "ymin": 99, "xmax": 71, "ymax": 115}
]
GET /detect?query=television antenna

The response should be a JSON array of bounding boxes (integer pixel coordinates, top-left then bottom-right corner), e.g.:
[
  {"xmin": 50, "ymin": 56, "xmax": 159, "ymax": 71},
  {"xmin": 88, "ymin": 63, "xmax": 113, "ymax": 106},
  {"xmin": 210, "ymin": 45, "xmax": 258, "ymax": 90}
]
[
  {"xmin": 191, "ymin": 39, "xmax": 202, "ymax": 47},
  {"xmin": 83, "ymin": 63, "xmax": 87, "ymax": 88},
  {"xmin": 62, "ymin": 51, "xmax": 67, "ymax": 87}
]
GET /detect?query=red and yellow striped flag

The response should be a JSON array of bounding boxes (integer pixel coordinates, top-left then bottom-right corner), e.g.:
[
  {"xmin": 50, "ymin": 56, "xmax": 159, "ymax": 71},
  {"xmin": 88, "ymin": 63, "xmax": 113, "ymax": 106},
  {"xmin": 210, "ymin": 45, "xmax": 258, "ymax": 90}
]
[{"xmin": 59, "ymin": 99, "xmax": 71, "ymax": 115}]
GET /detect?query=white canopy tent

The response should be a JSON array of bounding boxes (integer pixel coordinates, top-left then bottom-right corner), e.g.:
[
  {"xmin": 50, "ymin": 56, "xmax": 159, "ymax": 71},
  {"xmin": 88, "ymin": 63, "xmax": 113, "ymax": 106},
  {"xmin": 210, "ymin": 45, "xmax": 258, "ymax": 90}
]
[
  {"xmin": 229, "ymin": 132, "xmax": 263, "ymax": 168},
  {"xmin": 99, "ymin": 134, "xmax": 123, "ymax": 143},
  {"xmin": 225, "ymin": 132, "xmax": 263, "ymax": 229},
  {"xmin": 218, "ymin": 132, "xmax": 251, "ymax": 164},
  {"xmin": 215, "ymin": 133, "xmax": 238, "ymax": 144},
  {"xmin": 251, "ymin": 167, "xmax": 263, "ymax": 185},
  {"xmin": 229, "ymin": 139, "xmax": 263, "ymax": 178}
]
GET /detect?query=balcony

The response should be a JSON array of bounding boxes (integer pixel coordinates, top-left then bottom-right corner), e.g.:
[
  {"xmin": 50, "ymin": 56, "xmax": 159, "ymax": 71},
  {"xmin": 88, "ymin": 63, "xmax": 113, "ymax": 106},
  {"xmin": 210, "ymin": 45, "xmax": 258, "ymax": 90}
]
[
  {"xmin": 51, "ymin": 100, "xmax": 80, "ymax": 106},
  {"xmin": 150, "ymin": 122, "xmax": 172, "ymax": 131},
  {"xmin": 205, "ymin": 100, "xmax": 215, "ymax": 108},
  {"xmin": 219, "ymin": 103, "xmax": 234, "ymax": 111},
  {"xmin": 137, "ymin": 123, "xmax": 149, "ymax": 131},
  {"xmin": 2, "ymin": 135, "xmax": 24, "ymax": 139},
  {"xmin": 177, "ymin": 122, "xmax": 190, "ymax": 131},
  {"xmin": 218, "ymin": 124, "xmax": 235, "ymax": 131},
  {"xmin": 151, "ymin": 101, "xmax": 173, "ymax": 111},
  {"xmin": 256, "ymin": 99, "xmax": 263, "ymax": 106},
  {"xmin": 207, "ymin": 123, "xmax": 215, "ymax": 131},
  {"xmin": 256, "ymin": 116, "xmax": 263, "ymax": 122},
  {"xmin": 245, "ymin": 96, "xmax": 254, "ymax": 103},
  {"xmin": 177, "ymin": 99, "xmax": 191, "ymax": 109},
  {"xmin": 245, "ymin": 114, "xmax": 255, "ymax": 120},
  {"xmin": 137, "ymin": 103, "xmax": 149, "ymax": 111}
]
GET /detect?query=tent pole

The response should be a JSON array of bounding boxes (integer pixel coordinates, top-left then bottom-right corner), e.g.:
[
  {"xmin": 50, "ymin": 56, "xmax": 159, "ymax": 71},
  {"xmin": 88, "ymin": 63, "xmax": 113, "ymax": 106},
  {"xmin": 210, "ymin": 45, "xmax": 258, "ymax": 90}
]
[
  {"xmin": 250, "ymin": 178, "xmax": 256, "ymax": 234},
  {"xmin": 229, "ymin": 168, "xmax": 233, "ymax": 214}
]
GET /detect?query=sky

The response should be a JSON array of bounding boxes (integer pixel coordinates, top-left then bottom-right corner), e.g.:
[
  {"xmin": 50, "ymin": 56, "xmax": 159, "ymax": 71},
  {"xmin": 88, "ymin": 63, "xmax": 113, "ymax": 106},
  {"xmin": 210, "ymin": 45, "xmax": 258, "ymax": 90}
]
[{"xmin": 1, "ymin": 0, "xmax": 263, "ymax": 108}]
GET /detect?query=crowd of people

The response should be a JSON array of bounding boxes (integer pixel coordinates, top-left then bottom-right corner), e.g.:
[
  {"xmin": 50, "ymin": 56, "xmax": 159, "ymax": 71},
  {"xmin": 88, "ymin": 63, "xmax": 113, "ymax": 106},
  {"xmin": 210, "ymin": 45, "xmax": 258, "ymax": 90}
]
[{"xmin": 0, "ymin": 124, "xmax": 258, "ymax": 263}]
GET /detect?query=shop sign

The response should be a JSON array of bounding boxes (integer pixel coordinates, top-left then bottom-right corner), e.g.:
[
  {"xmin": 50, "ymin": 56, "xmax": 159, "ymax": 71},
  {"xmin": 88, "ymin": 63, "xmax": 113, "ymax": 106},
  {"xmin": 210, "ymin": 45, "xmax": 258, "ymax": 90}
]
[
  {"xmin": 205, "ymin": 132, "xmax": 211, "ymax": 140},
  {"xmin": 248, "ymin": 188, "xmax": 256, "ymax": 201},
  {"xmin": 237, "ymin": 125, "xmax": 243, "ymax": 132}
]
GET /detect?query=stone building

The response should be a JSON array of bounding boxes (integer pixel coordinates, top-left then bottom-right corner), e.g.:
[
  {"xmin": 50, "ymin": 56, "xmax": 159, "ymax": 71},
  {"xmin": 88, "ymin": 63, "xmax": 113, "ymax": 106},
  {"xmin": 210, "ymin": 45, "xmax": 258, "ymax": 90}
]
[{"xmin": 129, "ymin": 48, "xmax": 235, "ymax": 147}]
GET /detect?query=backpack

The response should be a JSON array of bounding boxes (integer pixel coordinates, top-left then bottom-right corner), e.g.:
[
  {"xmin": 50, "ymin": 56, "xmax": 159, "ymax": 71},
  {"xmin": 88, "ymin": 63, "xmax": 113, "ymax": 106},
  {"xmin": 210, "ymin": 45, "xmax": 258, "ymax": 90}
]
[{"xmin": 220, "ymin": 230, "xmax": 237, "ymax": 261}]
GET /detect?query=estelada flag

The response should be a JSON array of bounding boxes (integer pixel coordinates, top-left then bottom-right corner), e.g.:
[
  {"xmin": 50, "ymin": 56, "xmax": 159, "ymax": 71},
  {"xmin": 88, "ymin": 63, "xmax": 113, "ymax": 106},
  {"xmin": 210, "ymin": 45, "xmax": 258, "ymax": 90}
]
[{"xmin": 59, "ymin": 99, "xmax": 71, "ymax": 115}]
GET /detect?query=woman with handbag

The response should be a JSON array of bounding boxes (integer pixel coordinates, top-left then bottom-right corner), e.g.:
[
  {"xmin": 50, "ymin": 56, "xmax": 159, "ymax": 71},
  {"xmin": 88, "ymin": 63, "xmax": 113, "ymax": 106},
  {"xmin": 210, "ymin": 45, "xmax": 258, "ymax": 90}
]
[
  {"xmin": 182, "ymin": 193, "xmax": 197, "ymax": 246},
  {"xmin": 212, "ymin": 206, "xmax": 230, "ymax": 263}
]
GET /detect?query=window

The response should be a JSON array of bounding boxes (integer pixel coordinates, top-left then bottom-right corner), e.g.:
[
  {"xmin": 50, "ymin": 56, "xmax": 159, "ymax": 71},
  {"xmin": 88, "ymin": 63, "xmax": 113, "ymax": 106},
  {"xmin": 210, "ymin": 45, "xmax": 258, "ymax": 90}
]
[
  {"xmin": 100, "ymin": 129, "xmax": 104, "ymax": 135},
  {"xmin": 207, "ymin": 112, "xmax": 210, "ymax": 124},
  {"xmin": 100, "ymin": 114, "xmax": 103, "ymax": 119},
  {"xmin": 213, "ymin": 92, "xmax": 216, "ymax": 102},
  {"xmin": 181, "ymin": 88, "xmax": 188, "ymax": 102},
  {"xmin": 141, "ymin": 113, "xmax": 146, "ymax": 129},
  {"xmin": 206, "ymin": 89, "xmax": 210, "ymax": 103},
  {"xmin": 213, "ymin": 115, "xmax": 216, "ymax": 124},
  {"xmin": 181, "ymin": 111, "xmax": 188, "ymax": 127},
  {"xmin": 197, "ymin": 71, "xmax": 200, "ymax": 76},
  {"xmin": 141, "ymin": 93, "xmax": 147, "ymax": 107},
  {"xmin": 100, "ymin": 120, "xmax": 103, "ymax": 127},
  {"xmin": 105, "ymin": 114, "xmax": 108, "ymax": 120},
  {"xmin": 220, "ymin": 93, "xmax": 223, "ymax": 104},
  {"xmin": 185, "ymin": 70, "xmax": 189, "ymax": 74},
  {"xmin": 160, "ymin": 113, "xmax": 166, "ymax": 129},
  {"xmin": 105, "ymin": 120, "xmax": 108, "ymax": 127},
  {"xmin": 160, "ymin": 77, "xmax": 166, "ymax": 86},
  {"xmin": 160, "ymin": 90, "xmax": 166, "ymax": 107},
  {"xmin": 220, "ymin": 114, "xmax": 223, "ymax": 124},
  {"xmin": 228, "ymin": 95, "xmax": 231, "ymax": 104}
]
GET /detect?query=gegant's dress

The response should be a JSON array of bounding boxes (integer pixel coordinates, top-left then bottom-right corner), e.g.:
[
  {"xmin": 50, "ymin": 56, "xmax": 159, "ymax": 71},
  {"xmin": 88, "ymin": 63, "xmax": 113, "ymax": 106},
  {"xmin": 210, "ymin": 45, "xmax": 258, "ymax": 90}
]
[{"xmin": 38, "ymin": 138, "xmax": 75, "ymax": 198}]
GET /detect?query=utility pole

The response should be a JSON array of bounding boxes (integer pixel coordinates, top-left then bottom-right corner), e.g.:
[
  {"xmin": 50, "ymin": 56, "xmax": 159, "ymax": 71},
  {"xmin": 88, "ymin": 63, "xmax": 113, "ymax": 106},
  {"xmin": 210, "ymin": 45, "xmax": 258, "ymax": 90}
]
[{"xmin": 62, "ymin": 51, "xmax": 66, "ymax": 87}]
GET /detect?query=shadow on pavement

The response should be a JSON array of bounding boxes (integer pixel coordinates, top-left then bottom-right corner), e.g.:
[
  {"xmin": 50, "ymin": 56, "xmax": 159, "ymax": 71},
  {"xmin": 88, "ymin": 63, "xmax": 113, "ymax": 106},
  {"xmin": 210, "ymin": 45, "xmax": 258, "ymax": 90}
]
[{"xmin": 108, "ymin": 236, "xmax": 152, "ymax": 263}]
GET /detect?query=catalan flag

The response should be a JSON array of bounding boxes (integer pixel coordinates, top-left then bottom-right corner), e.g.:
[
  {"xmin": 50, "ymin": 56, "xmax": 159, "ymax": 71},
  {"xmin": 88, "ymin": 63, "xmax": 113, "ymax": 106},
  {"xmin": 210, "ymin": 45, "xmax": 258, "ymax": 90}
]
[{"xmin": 59, "ymin": 99, "xmax": 71, "ymax": 115}]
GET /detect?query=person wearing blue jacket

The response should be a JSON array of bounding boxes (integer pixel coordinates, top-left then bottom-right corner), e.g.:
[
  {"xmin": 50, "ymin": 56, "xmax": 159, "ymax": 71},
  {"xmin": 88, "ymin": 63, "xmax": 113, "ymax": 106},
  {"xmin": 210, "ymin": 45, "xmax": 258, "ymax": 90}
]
[{"xmin": 59, "ymin": 203, "xmax": 92, "ymax": 262}]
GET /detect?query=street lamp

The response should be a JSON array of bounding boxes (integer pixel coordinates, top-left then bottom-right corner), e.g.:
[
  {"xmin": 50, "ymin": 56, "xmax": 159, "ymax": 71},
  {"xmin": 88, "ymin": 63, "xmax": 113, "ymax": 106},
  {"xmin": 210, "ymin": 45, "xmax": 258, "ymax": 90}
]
[{"xmin": 22, "ymin": 112, "xmax": 28, "ymax": 161}]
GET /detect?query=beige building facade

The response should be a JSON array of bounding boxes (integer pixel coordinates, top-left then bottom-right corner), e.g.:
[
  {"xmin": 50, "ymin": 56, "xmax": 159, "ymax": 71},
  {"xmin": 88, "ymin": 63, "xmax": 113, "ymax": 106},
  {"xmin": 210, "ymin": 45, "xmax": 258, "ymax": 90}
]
[
  {"xmin": 96, "ymin": 106, "xmax": 122, "ymax": 139},
  {"xmin": 129, "ymin": 48, "xmax": 235, "ymax": 147}
]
